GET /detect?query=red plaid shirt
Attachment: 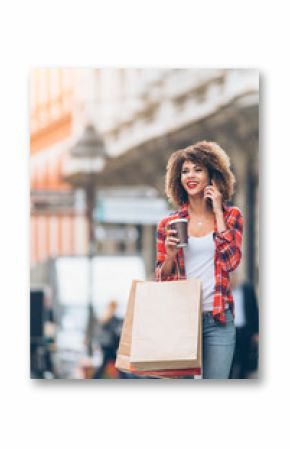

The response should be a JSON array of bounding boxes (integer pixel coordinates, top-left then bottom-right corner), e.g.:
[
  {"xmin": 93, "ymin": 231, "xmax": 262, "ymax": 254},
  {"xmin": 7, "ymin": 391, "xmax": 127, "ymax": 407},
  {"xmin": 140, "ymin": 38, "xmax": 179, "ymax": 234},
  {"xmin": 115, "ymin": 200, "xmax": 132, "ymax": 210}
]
[{"xmin": 155, "ymin": 203, "xmax": 243, "ymax": 324}]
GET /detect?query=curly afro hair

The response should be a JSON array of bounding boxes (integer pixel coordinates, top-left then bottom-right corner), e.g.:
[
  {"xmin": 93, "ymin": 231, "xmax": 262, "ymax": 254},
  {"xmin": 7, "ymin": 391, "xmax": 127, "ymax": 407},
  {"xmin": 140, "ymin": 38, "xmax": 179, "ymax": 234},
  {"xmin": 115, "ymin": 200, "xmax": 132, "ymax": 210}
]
[{"xmin": 165, "ymin": 141, "xmax": 236, "ymax": 207}]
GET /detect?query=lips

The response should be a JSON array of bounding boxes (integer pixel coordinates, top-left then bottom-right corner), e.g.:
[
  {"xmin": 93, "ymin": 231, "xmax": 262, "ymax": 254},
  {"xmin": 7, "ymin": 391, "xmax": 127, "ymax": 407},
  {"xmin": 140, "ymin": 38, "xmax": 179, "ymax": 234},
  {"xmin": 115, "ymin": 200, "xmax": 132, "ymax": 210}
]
[{"xmin": 187, "ymin": 181, "xmax": 198, "ymax": 189}]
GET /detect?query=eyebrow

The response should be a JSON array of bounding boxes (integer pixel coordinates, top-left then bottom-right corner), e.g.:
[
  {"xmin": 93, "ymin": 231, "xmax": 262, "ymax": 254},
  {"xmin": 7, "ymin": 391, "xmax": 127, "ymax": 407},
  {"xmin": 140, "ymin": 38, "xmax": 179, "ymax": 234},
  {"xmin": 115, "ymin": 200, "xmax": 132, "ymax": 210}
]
[{"xmin": 182, "ymin": 164, "xmax": 202, "ymax": 169}]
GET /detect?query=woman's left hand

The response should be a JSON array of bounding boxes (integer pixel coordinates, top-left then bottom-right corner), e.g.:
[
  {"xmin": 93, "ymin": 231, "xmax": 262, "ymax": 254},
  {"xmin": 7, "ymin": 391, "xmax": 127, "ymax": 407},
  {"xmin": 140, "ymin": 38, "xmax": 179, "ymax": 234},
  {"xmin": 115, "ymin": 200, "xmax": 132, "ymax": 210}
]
[{"xmin": 204, "ymin": 180, "xmax": 223, "ymax": 214}]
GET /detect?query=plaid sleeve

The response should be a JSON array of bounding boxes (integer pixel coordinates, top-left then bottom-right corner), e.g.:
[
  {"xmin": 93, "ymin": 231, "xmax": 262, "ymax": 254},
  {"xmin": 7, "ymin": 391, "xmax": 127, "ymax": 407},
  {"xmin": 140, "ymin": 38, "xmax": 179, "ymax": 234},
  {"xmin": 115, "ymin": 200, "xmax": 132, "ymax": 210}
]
[
  {"xmin": 215, "ymin": 207, "xmax": 243, "ymax": 272},
  {"xmin": 155, "ymin": 217, "xmax": 178, "ymax": 281}
]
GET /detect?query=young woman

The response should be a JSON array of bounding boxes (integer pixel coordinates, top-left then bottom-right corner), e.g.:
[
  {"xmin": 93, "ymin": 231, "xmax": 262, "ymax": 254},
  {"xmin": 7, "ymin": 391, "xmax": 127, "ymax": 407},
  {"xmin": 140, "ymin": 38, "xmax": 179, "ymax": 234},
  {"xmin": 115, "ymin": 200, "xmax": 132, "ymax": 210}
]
[{"xmin": 155, "ymin": 141, "xmax": 243, "ymax": 379}]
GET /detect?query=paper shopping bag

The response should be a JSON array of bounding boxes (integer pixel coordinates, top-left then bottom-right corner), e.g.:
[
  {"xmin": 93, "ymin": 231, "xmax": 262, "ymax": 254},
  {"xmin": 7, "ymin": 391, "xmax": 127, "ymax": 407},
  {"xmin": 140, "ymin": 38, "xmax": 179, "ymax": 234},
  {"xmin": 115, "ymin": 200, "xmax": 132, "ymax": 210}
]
[
  {"xmin": 130, "ymin": 279, "xmax": 202, "ymax": 371},
  {"xmin": 115, "ymin": 279, "xmax": 140, "ymax": 373},
  {"xmin": 115, "ymin": 279, "xmax": 202, "ymax": 377},
  {"xmin": 129, "ymin": 367, "xmax": 199, "ymax": 378}
]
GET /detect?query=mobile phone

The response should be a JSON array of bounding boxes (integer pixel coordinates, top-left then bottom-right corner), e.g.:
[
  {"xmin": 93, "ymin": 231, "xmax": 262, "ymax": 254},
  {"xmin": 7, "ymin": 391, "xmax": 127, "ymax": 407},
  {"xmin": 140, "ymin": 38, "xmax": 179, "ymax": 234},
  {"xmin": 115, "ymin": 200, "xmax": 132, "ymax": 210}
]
[
  {"xmin": 208, "ymin": 171, "xmax": 212, "ymax": 186},
  {"xmin": 206, "ymin": 172, "xmax": 213, "ymax": 203}
]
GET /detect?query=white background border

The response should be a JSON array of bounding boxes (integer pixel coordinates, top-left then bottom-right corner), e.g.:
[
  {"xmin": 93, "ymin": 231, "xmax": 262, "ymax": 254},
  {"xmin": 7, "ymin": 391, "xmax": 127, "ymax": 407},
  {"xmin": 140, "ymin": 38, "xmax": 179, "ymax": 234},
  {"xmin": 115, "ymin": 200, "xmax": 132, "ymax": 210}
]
[{"xmin": 0, "ymin": 1, "xmax": 288, "ymax": 448}]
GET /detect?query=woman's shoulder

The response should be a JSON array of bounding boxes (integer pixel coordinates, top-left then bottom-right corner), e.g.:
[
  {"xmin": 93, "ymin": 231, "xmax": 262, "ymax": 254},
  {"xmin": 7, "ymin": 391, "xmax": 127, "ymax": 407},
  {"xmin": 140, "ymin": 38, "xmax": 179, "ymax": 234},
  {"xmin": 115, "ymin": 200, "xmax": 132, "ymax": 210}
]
[
  {"xmin": 157, "ymin": 210, "xmax": 180, "ymax": 228},
  {"xmin": 158, "ymin": 202, "xmax": 188, "ymax": 227},
  {"xmin": 223, "ymin": 205, "xmax": 243, "ymax": 230},
  {"xmin": 223, "ymin": 204, "xmax": 243, "ymax": 218}
]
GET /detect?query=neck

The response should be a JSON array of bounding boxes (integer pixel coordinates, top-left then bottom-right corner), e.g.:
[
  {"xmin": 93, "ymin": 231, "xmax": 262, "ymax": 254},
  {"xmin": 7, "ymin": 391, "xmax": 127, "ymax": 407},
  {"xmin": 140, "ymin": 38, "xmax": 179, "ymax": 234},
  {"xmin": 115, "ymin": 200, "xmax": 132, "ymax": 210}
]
[{"xmin": 187, "ymin": 196, "xmax": 211, "ymax": 216}]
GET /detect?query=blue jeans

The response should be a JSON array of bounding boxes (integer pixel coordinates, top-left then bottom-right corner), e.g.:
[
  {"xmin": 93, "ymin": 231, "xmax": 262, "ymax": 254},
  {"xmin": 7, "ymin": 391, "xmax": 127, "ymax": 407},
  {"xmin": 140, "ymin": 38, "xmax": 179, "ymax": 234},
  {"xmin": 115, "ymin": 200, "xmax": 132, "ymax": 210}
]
[{"xmin": 201, "ymin": 308, "xmax": 236, "ymax": 379}]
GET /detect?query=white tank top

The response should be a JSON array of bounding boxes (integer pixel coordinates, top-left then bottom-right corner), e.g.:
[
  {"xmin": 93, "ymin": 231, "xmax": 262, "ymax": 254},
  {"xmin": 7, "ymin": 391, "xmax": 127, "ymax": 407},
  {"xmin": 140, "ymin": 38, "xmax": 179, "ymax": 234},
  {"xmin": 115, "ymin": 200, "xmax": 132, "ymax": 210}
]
[{"xmin": 183, "ymin": 232, "xmax": 215, "ymax": 312}]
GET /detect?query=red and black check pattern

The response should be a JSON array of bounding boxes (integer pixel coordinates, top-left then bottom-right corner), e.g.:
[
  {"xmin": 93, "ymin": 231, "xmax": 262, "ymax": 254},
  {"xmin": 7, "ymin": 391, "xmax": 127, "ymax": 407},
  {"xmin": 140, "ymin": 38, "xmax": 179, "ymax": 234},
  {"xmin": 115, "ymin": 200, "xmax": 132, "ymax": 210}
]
[{"xmin": 155, "ymin": 203, "xmax": 243, "ymax": 324}]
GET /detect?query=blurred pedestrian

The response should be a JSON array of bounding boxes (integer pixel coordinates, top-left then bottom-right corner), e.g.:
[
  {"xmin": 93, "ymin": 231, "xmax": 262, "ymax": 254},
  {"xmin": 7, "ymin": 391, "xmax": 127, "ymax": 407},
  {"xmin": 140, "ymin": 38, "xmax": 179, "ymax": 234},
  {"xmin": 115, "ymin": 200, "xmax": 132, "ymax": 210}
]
[
  {"xmin": 42, "ymin": 293, "xmax": 57, "ymax": 377},
  {"xmin": 229, "ymin": 272, "xmax": 259, "ymax": 378},
  {"xmin": 30, "ymin": 288, "xmax": 56, "ymax": 379},
  {"xmin": 156, "ymin": 141, "xmax": 243, "ymax": 379},
  {"xmin": 93, "ymin": 300, "xmax": 123, "ymax": 379}
]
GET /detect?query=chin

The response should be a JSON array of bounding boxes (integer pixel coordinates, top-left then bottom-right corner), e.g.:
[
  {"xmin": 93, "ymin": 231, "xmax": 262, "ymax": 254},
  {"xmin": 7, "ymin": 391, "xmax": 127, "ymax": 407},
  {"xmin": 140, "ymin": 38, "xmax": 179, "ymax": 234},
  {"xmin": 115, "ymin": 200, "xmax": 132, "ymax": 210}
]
[{"xmin": 187, "ymin": 189, "xmax": 202, "ymax": 196}]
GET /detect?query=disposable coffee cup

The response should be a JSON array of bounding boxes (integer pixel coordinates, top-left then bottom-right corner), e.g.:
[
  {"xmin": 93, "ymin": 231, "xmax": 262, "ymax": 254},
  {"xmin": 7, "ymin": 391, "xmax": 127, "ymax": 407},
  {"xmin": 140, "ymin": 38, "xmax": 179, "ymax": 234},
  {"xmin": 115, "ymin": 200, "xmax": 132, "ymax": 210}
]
[{"xmin": 169, "ymin": 218, "xmax": 188, "ymax": 247}]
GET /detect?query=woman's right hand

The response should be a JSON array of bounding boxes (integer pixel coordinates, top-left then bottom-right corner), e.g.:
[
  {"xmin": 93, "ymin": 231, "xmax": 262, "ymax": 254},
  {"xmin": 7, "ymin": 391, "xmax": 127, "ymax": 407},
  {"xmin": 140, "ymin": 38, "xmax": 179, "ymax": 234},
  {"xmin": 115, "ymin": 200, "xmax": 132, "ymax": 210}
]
[{"xmin": 165, "ymin": 226, "xmax": 180, "ymax": 258}]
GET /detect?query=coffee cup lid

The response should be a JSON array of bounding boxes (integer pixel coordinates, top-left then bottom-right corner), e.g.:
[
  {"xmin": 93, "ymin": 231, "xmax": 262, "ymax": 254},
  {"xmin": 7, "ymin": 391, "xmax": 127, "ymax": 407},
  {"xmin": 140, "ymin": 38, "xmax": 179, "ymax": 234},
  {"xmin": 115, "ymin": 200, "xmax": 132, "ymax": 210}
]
[{"xmin": 169, "ymin": 218, "xmax": 188, "ymax": 224}]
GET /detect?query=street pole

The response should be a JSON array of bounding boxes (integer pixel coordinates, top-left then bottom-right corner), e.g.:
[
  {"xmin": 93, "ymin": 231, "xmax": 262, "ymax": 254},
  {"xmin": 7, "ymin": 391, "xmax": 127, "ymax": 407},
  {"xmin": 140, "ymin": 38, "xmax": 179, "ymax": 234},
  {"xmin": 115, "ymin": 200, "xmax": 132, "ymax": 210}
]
[
  {"xmin": 86, "ymin": 175, "xmax": 96, "ymax": 357},
  {"xmin": 64, "ymin": 124, "xmax": 107, "ymax": 358}
]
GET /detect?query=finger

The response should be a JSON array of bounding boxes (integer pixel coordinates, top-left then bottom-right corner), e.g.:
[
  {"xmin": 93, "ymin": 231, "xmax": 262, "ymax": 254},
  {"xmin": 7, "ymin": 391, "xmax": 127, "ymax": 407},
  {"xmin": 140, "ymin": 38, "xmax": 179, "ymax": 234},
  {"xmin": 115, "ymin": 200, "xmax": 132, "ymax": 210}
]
[
  {"xmin": 166, "ymin": 239, "xmax": 180, "ymax": 245},
  {"xmin": 167, "ymin": 237, "xmax": 180, "ymax": 243},
  {"xmin": 205, "ymin": 194, "xmax": 214, "ymax": 201},
  {"xmin": 166, "ymin": 229, "xmax": 178, "ymax": 235},
  {"xmin": 167, "ymin": 227, "xmax": 178, "ymax": 232},
  {"xmin": 167, "ymin": 241, "xmax": 179, "ymax": 247},
  {"xmin": 167, "ymin": 242, "xmax": 179, "ymax": 247}
]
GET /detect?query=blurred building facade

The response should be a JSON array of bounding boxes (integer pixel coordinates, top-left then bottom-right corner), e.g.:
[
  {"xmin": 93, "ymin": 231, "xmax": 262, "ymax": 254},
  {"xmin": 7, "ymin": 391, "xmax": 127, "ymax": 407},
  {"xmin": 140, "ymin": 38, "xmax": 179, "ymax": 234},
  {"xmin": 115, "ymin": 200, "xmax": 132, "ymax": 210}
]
[
  {"xmin": 30, "ymin": 69, "xmax": 87, "ymax": 268},
  {"xmin": 30, "ymin": 68, "xmax": 259, "ymax": 291}
]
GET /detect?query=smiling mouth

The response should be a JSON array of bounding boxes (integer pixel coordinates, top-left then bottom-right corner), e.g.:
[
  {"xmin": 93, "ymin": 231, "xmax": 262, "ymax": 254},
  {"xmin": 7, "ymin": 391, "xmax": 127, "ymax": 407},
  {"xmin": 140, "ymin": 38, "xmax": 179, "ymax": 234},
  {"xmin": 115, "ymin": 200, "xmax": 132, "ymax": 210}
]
[{"xmin": 187, "ymin": 182, "xmax": 199, "ymax": 189}]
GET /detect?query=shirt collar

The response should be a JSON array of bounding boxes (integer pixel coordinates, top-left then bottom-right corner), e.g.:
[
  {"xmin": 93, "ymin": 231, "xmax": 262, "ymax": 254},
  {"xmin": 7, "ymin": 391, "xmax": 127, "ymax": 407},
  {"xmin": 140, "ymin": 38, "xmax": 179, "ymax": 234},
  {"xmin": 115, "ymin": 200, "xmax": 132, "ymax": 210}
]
[{"xmin": 177, "ymin": 202, "xmax": 229, "ymax": 232}]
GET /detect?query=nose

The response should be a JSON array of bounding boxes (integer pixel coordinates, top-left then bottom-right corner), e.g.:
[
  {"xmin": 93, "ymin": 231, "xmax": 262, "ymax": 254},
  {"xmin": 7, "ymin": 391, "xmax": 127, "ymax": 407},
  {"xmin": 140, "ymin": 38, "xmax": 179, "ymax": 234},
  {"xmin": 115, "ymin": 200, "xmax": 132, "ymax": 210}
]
[{"xmin": 187, "ymin": 173, "xmax": 198, "ymax": 179}]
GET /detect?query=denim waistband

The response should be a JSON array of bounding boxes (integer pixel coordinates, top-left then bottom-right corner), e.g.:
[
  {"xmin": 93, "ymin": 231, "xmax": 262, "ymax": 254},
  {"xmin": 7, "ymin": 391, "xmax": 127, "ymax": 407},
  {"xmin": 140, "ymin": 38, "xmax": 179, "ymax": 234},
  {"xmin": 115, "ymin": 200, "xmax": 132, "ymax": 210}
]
[{"xmin": 202, "ymin": 305, "xmax": 230, "ymax": 317}]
